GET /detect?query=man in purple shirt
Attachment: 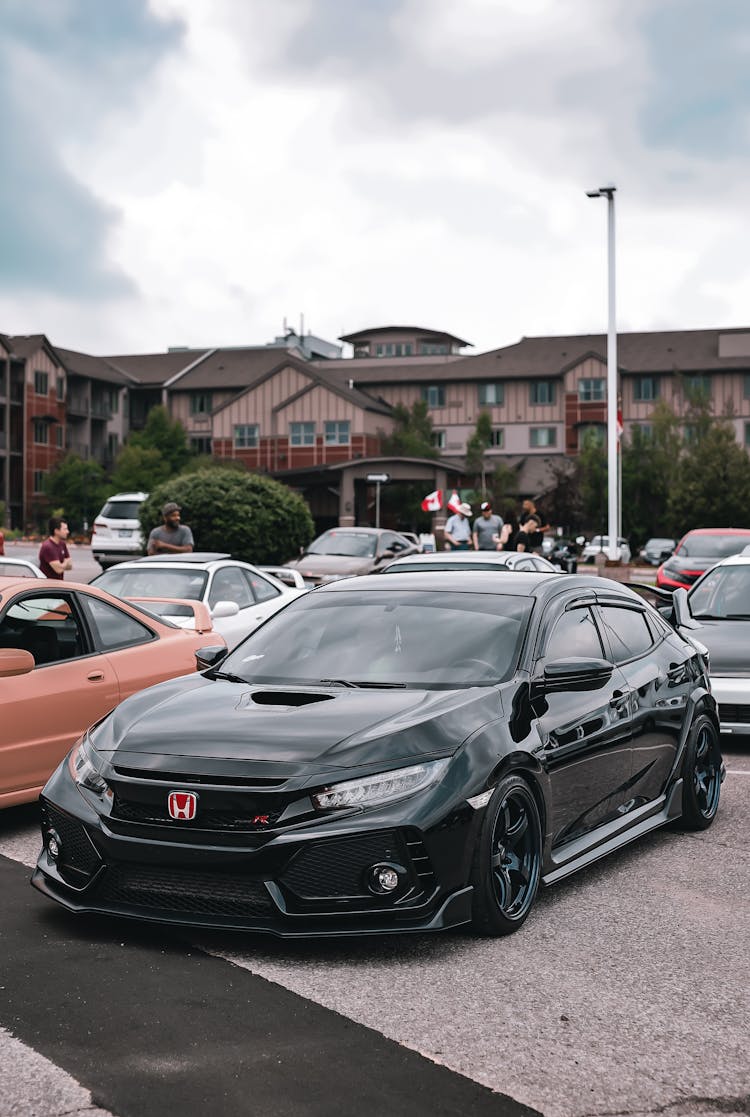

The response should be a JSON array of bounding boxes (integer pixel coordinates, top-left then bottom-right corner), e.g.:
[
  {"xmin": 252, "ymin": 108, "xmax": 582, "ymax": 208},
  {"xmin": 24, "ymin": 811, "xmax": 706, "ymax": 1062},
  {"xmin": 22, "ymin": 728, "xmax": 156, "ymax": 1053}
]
[{"xmin": 38, "ymin": 517, "xmax": 73, "ymax": 579}]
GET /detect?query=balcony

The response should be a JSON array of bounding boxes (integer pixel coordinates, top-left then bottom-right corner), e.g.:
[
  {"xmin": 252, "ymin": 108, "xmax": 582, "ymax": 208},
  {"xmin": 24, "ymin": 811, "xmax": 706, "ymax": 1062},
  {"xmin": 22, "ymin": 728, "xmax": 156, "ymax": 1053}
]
[{"xmin": 66, "ymin": 395, "xmax": 90, "ymax": 417}]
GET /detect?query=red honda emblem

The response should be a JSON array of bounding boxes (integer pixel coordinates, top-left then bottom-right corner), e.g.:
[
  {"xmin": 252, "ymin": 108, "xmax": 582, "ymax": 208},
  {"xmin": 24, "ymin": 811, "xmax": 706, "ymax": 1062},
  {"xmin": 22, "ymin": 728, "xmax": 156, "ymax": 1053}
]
[{"xmin": 168, "ymin": 791, "xmax": 198, "ymax": 821}]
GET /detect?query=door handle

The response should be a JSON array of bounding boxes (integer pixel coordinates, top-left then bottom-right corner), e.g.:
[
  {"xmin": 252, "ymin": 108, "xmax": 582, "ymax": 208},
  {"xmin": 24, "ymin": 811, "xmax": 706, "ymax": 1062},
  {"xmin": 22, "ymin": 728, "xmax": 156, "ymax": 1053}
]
[{"xmin": 87, "ymin": 670, "xmax": 104, "ymax": 681}]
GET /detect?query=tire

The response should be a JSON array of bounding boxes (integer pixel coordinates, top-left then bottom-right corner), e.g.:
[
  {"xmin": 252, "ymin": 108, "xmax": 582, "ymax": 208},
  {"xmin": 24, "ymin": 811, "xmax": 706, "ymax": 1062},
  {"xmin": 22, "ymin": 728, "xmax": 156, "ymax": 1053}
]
[
  {"xmin": 679, "ymin": 713, "xmax": 722, "ymax": 830},
  {"xmin": 470, "ymin": 774, "xmax": 542, "ymax": 936}
]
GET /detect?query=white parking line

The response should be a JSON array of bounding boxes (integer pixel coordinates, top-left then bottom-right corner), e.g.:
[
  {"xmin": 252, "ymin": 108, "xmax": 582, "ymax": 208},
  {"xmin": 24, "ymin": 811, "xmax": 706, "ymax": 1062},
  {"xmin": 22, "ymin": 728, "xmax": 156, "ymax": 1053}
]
[{"xmin": 724, "ymin": 769, "xmax": 750, "ymax": 775}]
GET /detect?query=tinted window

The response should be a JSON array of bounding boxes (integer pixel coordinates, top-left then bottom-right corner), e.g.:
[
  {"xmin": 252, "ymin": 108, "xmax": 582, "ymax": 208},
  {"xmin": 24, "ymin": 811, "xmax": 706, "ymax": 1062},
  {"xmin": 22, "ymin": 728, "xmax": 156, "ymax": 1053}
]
[
  {"xmin": 85, "ymin": 596, "xmax": 154, "ymax": 650},
  {"xmin": 546, "ymin": 607, "xmax": 603, "ymax": 660},
  {"xmin": 209, "ymin": 567, "xmax": 254, "ymax": 609},
  {"xmin": 678, "ymin": 533, "xmax": 750, "ymax": 559},
  {"xmin": 224, "ymin": 590, "xmax": 533, "ymax": 688},
  {"xmin": 100, "ymin": 501, "xmax": 142, "ymax": 519},
  {"xmin": 0, "ymin": 594, "xmax": 84, "ymax": 664},
  {"xmin": 598, "ymin": 606, "xmax": 653, "ymax": 663},
  {"xmin": 244, "ymin": 570, "xmax": 280, "ymax": 603},
  {"xmin": 690, "ymin": 566, "xmax": 750, "ymax": 618}
]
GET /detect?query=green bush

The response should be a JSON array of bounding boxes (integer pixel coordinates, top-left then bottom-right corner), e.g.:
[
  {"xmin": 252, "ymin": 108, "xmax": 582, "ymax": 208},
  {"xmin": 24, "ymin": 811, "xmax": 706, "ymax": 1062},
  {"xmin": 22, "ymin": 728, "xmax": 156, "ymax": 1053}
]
[{"xmin": 139, "ymin": 469, "xmax": 315, "ymax": 564}]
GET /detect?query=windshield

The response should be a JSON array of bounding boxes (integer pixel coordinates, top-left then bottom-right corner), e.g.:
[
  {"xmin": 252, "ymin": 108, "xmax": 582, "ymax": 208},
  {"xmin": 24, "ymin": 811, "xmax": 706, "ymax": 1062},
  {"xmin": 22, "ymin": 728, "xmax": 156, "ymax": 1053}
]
[
  {"xmin": 221, "ymin": 589, "xmax": 534, "ymax": 688},
  {"xmin": 95, "ymin": 567, "xmax": 208, "ymax": 601},
  {"xmin": 307, "ymin": 531, "xmax": 378, "ymax": 558},
  {"xmin": 690, "ymin": 565, "xmax": 750, "ymax": 618},
  {"xmin": 678, "ymin": 533, "xmax": 750, "ymax": 559}
]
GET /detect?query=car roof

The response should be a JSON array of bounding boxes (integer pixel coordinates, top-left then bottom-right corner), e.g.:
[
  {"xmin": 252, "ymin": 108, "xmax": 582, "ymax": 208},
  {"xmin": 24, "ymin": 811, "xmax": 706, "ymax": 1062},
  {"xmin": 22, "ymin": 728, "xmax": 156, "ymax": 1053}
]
[
  {"xmin": 135, "ymin": 552, "xmax": 231, "ymax": 564},
  {"xmin": 320, "ymin": 570, "xmax": 614, "ymax": 600},
  {"xmin": 680, "ymin": 527, "xmax": 750, "ymax": 537},
  {"xmin": 102, "ymin": 492, "xmax": 148, "ymax": 501},
  {"xmin": 382, "ymin": 551, "xmax": 553, "ymax": 569}
]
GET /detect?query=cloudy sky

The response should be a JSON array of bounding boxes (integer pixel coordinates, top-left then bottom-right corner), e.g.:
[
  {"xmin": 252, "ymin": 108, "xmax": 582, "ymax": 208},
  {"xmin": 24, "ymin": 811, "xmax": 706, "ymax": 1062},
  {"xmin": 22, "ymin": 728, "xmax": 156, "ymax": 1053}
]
[{"xmin": 1, "ymin": 0, "xmax": 748, "ymax": 357}]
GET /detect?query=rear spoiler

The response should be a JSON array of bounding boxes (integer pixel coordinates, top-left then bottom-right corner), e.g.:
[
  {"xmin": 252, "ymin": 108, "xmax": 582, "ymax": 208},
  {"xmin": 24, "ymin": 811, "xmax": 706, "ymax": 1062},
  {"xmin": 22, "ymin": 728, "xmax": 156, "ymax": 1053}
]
[{"xmin": 128, "ymin": 596, "xmax": 215, "ymax": 634}]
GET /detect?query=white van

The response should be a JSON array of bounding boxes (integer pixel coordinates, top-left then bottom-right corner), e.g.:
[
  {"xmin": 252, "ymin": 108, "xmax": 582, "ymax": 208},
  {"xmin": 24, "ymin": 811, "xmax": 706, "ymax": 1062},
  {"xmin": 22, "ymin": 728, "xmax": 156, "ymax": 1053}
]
[{"xmin": 90, "ymin": 492, "xmax": 148, "ymax": 570}]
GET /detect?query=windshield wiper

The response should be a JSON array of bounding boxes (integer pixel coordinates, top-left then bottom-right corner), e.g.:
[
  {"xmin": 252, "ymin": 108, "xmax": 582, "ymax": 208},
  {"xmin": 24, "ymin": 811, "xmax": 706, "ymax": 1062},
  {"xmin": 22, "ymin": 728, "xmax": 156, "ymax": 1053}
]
[
  {"xmin": 211, "ymin": 671, "xmax": 248, "ymax": 683},
  {"xmin": 319, "ymin": 678, "xmax": 407, "ymax": 689}
]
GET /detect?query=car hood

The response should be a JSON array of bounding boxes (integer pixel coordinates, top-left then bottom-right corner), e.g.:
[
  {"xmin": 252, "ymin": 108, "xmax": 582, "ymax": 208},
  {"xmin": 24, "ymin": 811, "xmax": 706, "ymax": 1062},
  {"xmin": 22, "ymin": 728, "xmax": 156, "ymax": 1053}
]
[
  {"xmin": 683, "ymin": 618, "xmax": 750, "ymax": 674},
  {"xmin": 99, "ymin": 674, "xmax": 503, "ymax": 774},
  {"xmin": 285, "ymin": 553, "xmax": 375, "ymax": 577}
]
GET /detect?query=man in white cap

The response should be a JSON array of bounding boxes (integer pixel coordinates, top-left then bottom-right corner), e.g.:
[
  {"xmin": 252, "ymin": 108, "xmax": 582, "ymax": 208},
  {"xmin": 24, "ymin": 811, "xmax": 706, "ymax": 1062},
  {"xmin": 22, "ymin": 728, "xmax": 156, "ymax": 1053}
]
[
  {"xmin": 444, "ymin": 501, "xmax": 473, "ymax": 550},
  {"xmin": 472, "ymin": 501, "xmax": 504, "ymax": 551}
]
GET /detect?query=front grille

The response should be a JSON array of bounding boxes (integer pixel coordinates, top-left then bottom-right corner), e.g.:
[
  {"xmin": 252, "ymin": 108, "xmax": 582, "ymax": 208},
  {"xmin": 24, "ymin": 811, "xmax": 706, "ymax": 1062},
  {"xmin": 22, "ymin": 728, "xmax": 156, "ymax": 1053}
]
[
  {"xmin": 94, "ymin": 864, "xmax": 274, "ymax": 918},
  {"xmin": 718, "ymin": 703, "xmax": 750, "ymax": 724},
  {"xmin": 45, "ymin": 804, "xmax": 101, "ymax": 886},
  {"xmin": 113, "ymin": 767, "xmax": 287, "ymax": 788},
  {"xmin": 111, "ymin": 795, "xmax": 284, "ymax": 831},
  {"xmin": 281, "ymin": 830, "xmax": 408, "ymax": 900}
]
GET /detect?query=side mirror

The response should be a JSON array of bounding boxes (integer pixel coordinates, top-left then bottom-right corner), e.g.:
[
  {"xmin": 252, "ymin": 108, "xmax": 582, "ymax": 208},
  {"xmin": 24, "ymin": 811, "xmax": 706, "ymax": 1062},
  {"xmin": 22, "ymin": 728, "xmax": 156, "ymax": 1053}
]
[
  {"xmin": 0, "ymin": 648, "xmax": 35, "ymax": 677},
  {"xmin": 195, "ymin": 645, "xmax": 227, "ymax": 671},
  {"xmin": 531, "ymin": 656, "xmax": 614, "ymax": 699},
  {"xmin": 211, "ymin": 600, "xmax": 240, "ymax": 619},
  {"xmin": 673, "ymin": 586, "xmax": 700, "ymax": 630}
]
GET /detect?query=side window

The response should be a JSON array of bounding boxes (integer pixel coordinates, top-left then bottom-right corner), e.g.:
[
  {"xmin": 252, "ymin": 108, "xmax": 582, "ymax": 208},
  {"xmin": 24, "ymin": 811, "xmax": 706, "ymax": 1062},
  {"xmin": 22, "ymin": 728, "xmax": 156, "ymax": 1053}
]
[
  {"xmin": 0, "ymin": 594, "xmax": 84, "ymax": 665},
  {"xmin": 545, "ymin": 607, "xmax": 604, "ymax": 660},
  {"xmin": 85, "ymin": 596, "xmax": 154, "ymax": 651},
  {"xmin": 243, "ymin": 570, "xmax": 280, "ymax": 604},
  {"xmin": 209, "ymin": 568, "xmax": 254, "ymax": 609},
  {"xmin": 598, "ymin": 605, "xmax": 653, "ymax": 663},
  {"xmin": 515, "ymin": 557, "xmax": 535, "ymax": 571}
]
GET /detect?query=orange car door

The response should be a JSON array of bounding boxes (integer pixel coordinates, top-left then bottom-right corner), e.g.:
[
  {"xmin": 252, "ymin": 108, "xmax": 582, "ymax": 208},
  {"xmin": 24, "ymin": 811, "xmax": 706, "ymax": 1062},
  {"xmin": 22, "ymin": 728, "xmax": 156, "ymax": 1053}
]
[{"xmin": 0, "ymin": 590, "xmax": 120, "ymax": 803}]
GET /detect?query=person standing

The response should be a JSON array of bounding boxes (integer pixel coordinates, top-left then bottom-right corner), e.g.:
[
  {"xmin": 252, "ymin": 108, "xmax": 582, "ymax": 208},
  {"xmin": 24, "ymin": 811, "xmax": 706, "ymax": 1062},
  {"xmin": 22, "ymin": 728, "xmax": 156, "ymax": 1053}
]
[
  {"xmin": 444, "ymin": 502, "xmax": 473, "ymax": 551},
  {"xmin": 147, "ymin": 502, "xmax": 194, "ymax": 555},
  {"xmin": 518, "ymin": 498, "xmax": 549, "ymax": 553},
  {"xmin": 38, "ymin": 517, "xmax": 73, "ymax": 579},
  {"xmin": 473, "ymin": 501, "xmax": 504, "ymax": 551}
]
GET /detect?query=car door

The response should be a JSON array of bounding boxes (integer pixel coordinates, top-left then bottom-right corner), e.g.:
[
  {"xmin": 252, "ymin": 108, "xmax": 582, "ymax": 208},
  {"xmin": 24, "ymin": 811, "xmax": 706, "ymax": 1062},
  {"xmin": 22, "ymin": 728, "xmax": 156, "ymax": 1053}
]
[
  {"xmin": 596, "ymin": 600, "xmax": 689, "ymax": 805},
  {"xmin": 532, "ymin": 599, "xmax": 635, "ymax": 847},
  {"xmin": 0, "ymin": 589, "xmax": 120, "ymax": 800}
]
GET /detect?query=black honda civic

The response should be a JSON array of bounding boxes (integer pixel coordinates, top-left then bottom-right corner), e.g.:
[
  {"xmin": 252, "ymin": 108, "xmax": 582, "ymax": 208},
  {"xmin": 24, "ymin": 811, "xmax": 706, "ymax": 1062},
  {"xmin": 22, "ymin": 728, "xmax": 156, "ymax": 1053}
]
[{"xmin": 33, "ymin": 572, "xmax": 724, "ymax": 938}]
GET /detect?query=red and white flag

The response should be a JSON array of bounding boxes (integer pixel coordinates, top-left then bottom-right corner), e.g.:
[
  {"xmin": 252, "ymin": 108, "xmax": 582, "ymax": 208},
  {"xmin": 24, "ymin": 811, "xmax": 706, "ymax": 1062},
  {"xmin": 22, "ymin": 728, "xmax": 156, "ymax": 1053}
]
[
  {"xmin": 617, "ymin": 409, "xmax": 624, "ymax": 442},
  {"xmin": 420, "ymin": 489, "xmax": 443, "ymax": 512},
  {"xmin": 446, "ymin": 490, "xmax": 462, "ymax": 514}
]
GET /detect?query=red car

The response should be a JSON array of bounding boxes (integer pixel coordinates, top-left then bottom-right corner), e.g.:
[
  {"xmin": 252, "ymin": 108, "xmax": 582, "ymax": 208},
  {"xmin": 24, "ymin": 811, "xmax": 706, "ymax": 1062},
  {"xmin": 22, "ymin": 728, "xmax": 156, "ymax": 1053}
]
[
  {"xmin": 0, "ymin": 577, "xmax": 225, "ymax": 808},
  {"xmin": 656, "ymin": 528, "xmax": 750, "ymax": 590}
]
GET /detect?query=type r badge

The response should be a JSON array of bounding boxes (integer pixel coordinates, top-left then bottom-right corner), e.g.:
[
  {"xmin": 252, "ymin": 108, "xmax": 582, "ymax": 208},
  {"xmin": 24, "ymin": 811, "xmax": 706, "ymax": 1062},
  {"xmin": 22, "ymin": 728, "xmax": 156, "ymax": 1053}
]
[{"xmin": 168, "ymin": 791, "xmax": 198, "ymax": 820}]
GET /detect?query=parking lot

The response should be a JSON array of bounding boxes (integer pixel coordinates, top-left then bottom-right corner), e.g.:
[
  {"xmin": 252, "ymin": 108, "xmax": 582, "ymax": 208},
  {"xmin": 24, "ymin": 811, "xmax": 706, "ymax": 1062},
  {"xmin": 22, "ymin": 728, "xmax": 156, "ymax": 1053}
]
[{"xmin": 1, "ymin": 543, "xmax": 749, "ymax": 1116}]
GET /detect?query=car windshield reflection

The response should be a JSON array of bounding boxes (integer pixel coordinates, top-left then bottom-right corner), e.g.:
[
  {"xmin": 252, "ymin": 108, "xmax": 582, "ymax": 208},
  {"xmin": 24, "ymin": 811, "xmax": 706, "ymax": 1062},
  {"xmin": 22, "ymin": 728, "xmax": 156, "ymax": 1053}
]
[
  {"xmin": 95, "ymin": 568, "xmax": 208, "ymax": 601},
  {"xmin": 306, "ymin": 531, "xmax": 378, "ymax": 558},
  {"xmin": 221, "ymin": 589, "xmax": 533, "ymax": 688},
  {"xmin": 690, "ymin": 567, "xmax": 750, "ymax": 618}
]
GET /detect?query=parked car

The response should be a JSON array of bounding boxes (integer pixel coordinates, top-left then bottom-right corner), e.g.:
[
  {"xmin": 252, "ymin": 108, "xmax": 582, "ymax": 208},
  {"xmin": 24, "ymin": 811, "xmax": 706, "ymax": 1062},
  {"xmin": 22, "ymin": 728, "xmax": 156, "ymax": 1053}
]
[
  {"xmin": 661, "ymin": 550, "xmax": 750, "ymax": 736},
  {"xmin": 284, "ymin": 527, "xmax": 419, "ymax": 586},
  {"xmin": 0, "ymin": 557, "xmax": 44, "ymax": 579},
  {"xmin": 380, "ymin": 549, "xmax": 559, "ymax": 574},
  {"xmin": 90, "ymin": 491, "xmax": 148, "ymax": 570},
  {"xmin": 639, "ymin": 537, "xmax": 676, "ymax": 566},
  {"xmin": 91, "ymin": 553, "xmax": 304, "ymax": 650},
  {"xmin": 581, "ymin": 536, "xmax": 632, "ymax": 564},
  {"xmin": 33, "ymin": 571, "xmax": 722, "ymax": 939},
  {"xmin": 0, "ymin": 577, "xmax": 224, "ymax": 808},
  {"xmin": 656, "ymin": 528, "xmax": 750, "ymax": 590}
]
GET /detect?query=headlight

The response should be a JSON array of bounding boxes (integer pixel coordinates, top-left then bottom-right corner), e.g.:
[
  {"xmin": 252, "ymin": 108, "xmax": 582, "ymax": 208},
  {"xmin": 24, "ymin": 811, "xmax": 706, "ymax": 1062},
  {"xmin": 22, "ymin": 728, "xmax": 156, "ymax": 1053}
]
[
  {"xmin": 311, "ymin": 759, "xmax": 449, "ymax": 811},
  {"xmin": 68, "ymin": 734, "xmax": 108, "ymax": 794}
]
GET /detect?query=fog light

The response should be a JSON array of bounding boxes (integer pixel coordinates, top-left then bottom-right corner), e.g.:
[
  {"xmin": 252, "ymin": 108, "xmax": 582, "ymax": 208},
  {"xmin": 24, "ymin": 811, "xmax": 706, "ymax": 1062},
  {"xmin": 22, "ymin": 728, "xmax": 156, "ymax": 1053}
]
[
  {"xmin": 47, "ymin": 830, "xmax": 61, "ymax": 861},
  {"xmin": 368, "ymin": 863, "xmax": 403, "ymax": 895}
]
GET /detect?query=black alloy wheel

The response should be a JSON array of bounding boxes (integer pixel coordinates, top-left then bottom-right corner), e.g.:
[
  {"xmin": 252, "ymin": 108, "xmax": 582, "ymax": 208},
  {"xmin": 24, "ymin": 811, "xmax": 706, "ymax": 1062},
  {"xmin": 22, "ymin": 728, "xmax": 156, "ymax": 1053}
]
[
  {"xmin": 680, "ymin": 713, "xmax": 722, "ymax": 830},
  {"xmin": 470, "ymin": 774, "xmax": 542, "ymax": 936}
]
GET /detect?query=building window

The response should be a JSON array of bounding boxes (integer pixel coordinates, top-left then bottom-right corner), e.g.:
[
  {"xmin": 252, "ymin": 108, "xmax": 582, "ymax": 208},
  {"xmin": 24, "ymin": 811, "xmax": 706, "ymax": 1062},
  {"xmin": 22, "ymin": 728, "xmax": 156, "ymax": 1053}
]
[
  {"xmin": 374, "ymin": 342, "xmax": 412, "ymax": 357},
  {"xmin": 107, "ymin": 433, "xmax": 118, "ymax": 458},
  {"xmin": 744, "ymin": 375, "xmax": 750, "ymax": 399},
  {"xmin": 478, "ymin": 383, "xmax": 504, "ymax": 406},
  {"xmin": 420, "ymin": 385, "xmax": 445, "ymax": 408},
  {"xmin": 578, "ymin": 378, "xmax": 605, "ymax": 402},
  {"xmin": 234, "ymin": 424, "xmax": 259, "ymax": 449},
  {"xmin": 56, "ymin": 426, "xmax": 64, "ymax": 449},
  {"xmin": 33, "ymin": 470, "xmax": 46, "ymax": 493},
  {"xmin": 684, "ymin": 375, "xmax": 711, "ymax": 399},
  {"xmin": 190, "ymin": 391, "xmax": 212, "ymax": 415},
  {"xmin": 324, "ymin": 420, "xmax": 350, "ymax": 445},
  {"xmin": 56, "ymin": 376, "xmax": 65, "ymax": 401},
  {"xmin": 431, "ymin": 430, "xmax": 446, "ymax": 450},
  {"xmin": 530, "ymin": 380, "xmax": 556, "ymax": 405},
  {"xmin": 109, "ymin": 389, "xmax": 119, "ymax": 414},
  {"xmin": 34, "ymin": 370, "xmax": 48, "ymax": 395},
  {"xmin": 290, "ymin": 422, "xmax": 315, "ymax": 446},
  {"xmin": 33, "ymin": 419, "xmax": 49, "ymax": 444},
  {"xmin": 745, "ymin": 423, "xmax": 750, "ymax": 448},
  {"xmin": 190, "ymin": 436, "xmax": 212, "ymax": 455},
  {"xmin": 419, "ymin": 343, "xmax": 448, "ymax": 355},
  {"xmin": 634, "ymin": 376, "xmax": 659, "ymax": 402},
  {"xmin": 530, "ymin": 427, "xmax": 556, "ymax": 448},
  {"xmin": 490, "ymin": 428, "xmax": 504, "ymax": 448}
]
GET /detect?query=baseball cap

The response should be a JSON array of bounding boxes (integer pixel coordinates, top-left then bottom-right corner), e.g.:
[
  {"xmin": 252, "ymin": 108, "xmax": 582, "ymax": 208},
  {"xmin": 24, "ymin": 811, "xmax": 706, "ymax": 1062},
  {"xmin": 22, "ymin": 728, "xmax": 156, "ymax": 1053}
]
[
  {"xmin": 458, "ymin": 502, "xmax": 473, "ymax": 516},
  {"xmin": 162, "ymin": 501, "xmax": 181, "ymax": 516},
  {"xmin": 480, "ymin": 501, "xmax": 491, "ymax": 511}
]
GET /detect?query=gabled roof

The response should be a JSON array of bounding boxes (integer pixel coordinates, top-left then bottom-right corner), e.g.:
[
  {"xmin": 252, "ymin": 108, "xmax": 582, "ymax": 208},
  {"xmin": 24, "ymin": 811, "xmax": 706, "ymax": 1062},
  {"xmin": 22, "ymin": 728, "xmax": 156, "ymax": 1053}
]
[
  {"xmin": 210, "ymin": 357, "xmax": 394, "ymax": 419},
  {"xmin": 6, "ymin": 333, "xmax": 62, "ymax": 366},
  {"xmin": 54, "ymin": 347, "xmax": 134, "ymax": 386},
  {"xmin": 172, "ymin": 347, "xmax": 296, "ymax": 390},
  {"xmin": 102, "ymin": 349, "xmax": 213, "ymax": 385}
]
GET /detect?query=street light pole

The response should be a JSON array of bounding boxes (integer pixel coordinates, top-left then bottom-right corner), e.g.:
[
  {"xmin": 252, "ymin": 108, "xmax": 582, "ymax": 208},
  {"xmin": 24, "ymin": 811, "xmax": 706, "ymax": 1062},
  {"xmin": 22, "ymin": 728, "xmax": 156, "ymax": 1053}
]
[{"xmin": 586, "ymin": 184, "xmax": 619, "ymax": 562}]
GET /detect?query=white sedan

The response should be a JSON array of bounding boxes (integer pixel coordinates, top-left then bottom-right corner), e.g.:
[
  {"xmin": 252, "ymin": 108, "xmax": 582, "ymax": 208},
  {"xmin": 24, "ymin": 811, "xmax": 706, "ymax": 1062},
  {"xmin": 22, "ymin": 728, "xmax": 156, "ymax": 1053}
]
[
  {"xmin": 0, "ymin": 557, "xmax": 45, "ymax": 579},
  {"xmin": 91, "ymin": 553, "xmax": 305, "ymax": 649}
]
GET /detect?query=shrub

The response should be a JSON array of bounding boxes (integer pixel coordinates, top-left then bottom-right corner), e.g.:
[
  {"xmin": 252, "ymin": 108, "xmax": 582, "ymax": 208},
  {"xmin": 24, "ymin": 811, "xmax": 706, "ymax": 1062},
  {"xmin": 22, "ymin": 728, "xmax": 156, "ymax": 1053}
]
[{"xmin": 139, "ymin": 469, "xmax": 315, "ymax": 564}]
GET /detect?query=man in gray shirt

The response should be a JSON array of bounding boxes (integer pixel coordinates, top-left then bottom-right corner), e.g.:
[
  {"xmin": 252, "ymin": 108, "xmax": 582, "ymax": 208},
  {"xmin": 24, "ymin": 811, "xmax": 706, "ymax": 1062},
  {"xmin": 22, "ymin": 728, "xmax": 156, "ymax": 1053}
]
[
  {"xmin": 147, "ymin": 501, "xmax": 194, "ymax": 555},
  {"xmin": 473, "ymin": 501, "xmax": 504, "ymax": 551}
]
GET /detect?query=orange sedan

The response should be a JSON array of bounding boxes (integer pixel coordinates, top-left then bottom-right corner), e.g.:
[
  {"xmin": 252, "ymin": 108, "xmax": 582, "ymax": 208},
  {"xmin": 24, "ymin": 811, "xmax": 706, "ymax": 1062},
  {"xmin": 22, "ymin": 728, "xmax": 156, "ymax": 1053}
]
[{"xmin": 0, "ymin": 577, "xmax": 225, "ymax": 808}]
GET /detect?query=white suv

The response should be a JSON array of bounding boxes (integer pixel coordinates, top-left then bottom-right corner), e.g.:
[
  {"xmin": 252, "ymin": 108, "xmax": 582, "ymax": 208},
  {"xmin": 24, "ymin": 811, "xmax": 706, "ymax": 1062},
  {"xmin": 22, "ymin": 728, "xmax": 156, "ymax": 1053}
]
[
  {"xmin": 581, "ymin": 535, "xmax": 632, "ymax": 564},
  {"xmin": 91, "ymin": 492, "xmax": 148, "ymax": 570}
]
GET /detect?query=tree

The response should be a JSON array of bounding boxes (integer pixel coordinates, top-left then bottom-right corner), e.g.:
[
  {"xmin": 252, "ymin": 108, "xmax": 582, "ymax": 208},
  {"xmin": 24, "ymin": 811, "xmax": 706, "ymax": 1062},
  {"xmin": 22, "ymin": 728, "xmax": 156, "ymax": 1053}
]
[
  {"xmin": 43, "ymin": 455, "xmax": 109, "ymax": 532},
  {"xmin": 379, "ymin": 400, "xmax": 438, "ymax": 459},
  {"xmin": 110, "ymin": 444, "xmax": 172, "ymax": 493},
  {"xmin": 542, "ymin": 457, "xmax": 582, "ymax": 534},
  {"xmin": 464, "ymin": 411, "xmax": 493, "ymax": 495},
  {"xmin": 621, "ymin": 400, "xmax": 681, "ymax": 543},
  {"xmin": 578, "ymin": 429, "xmax": 608, "ymax": 534},
  {"xmin": 129, "ymin": 405, "xmax": 191, "ymax": 475},
  {"xmin": 668, "ymin": 411, "xmax": 750, "ymax": 531},
  {"xmin": 139, "ymin": 469, "xmax": 315, "ymax": 564}
]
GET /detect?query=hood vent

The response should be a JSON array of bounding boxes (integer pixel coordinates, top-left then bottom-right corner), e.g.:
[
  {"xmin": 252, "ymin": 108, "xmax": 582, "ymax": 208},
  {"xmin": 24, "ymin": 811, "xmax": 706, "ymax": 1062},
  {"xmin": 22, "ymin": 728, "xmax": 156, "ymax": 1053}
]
[{"xmin": 250, "ymin": 691, "xmax": 333, "ymax": 708}]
